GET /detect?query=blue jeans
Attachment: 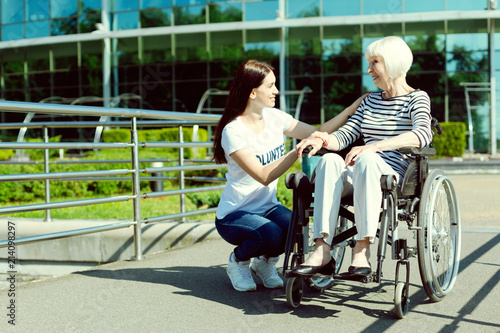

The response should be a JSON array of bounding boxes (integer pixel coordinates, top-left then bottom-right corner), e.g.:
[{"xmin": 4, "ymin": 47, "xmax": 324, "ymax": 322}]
[{"xmin": 215, "ymin": 205, "xmax": 292, "ymax": 261}]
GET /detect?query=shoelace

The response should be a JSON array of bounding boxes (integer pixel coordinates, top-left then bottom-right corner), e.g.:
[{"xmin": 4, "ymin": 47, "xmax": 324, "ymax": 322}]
[
  {"xmin": 260, "ymin": 261, "xmax": 278, "ymax": 279},
  {"xmin": 237, "ymin": 264, "xmax": 253, "ymax": 280}
]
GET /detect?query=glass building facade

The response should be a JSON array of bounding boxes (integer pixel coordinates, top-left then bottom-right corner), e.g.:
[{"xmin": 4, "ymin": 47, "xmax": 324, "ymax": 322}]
[{"xmin": 1, "ymin": 0, "xmax": 499, "ymax": 153}]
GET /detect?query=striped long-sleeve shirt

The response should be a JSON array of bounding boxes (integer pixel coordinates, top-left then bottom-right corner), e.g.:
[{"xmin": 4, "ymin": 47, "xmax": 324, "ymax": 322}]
[{"xmin": 332, "ymin": 90, "xmax": 433, "ymax": 178}]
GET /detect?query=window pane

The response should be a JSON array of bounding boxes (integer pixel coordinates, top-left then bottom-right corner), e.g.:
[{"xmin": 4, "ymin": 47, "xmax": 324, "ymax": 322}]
[
  {"xmin": 80, "ymin": 14, "xmax": 102, "ymax": 33},
  {"xmin": 405, "ymin": 0, "xmax": 444, "ymax": 12},
  {"xmin": 26, "ymin": 45, "xmax": 50, "ymax": 72},
  {"xmin": 245, "ymin": 29, "xmax": 280, "ymax": 56},
  {"xmin": 1, "ymin": 23, "xmax": 24, "ymax": 41},
  {"xmin": 80, "ymin": 0, "xmax": 102, "ymax": 10},
  {"xmin": 53, "ymin": 43, "xmax": 78, "ymax": 70},
  {"xmin": 112, "ymin": 0, "xmax": 139, "ymax": 11},
  {"xmin": 141, "ymin": 8, "xmax": 171, "ymax": 27},
  {"xmin": 175, "ymin": 32, "xmax": 207, "ymax": 61},
  {"xmin": 210, "ymin": 31, "xmax": 243, "ymax": 78},
  {"xmin": 289, "ymin": 27, "xmax": 321, "ymax": 56},
  {"xmin": 244, "ymin": 0, "xmax": 278, "ymax": 21},
  {"xmin": 323, "ymin": 26, "xmax": 362, "ymax": 75},
  {"xmin": 141, "ymin": 0, "xmax": 172, "ymax": 9},
  {"xmin": 143, "ymin": 35, "xmax": 173, "ymax": 64},
  {"xmin": 209, "ymin": 3, "xmax": 242, "ymax": 23},
  {"xmin": 52, "ymin": 17, "xmax": 78, "ymax": 35},
  {"xmin": 323, "ymin": 0, "xmax": 360, "ymax": 16},
  {"xmin": 324, "ymin": 76, "xmax": 362, "ymax": 120},
  {"xmin": 1, "ymin": 0, "xmax": 24, "ymax": 24},
  {"xmin": 26, "ymin": 20, "xmax": 50, "ymax": 38},
  {"xmin": 173, "ymin": 5, "xmax": 206, "ymax": 25},
  {"xmin": 175, "ymin": 0, "xmax": 206, "ymax": 5},
  {"xmin": 81, "ymin": 40, "xmax": 103, "ymax": 96},
  {"xmin": 364, "ymin": 0, "xmax": 402, "ymax": 15},
  {"xmin": 287, "ymin": 0, "xmax": 319, "ymax": 18},
  {"xmin": 51, "ymin": 0, "xmax": 78, "ymax": 18},
  {"xmin": 112, "ymin": 11, "xmax": 139, "ymax": 30},
  {"xmin": 26, "ymin": 0, "xmax": 49, "ymax": 21},
  {"xmin": 447, "ymin": 0, "xmax": 488, "ymax": 11}
]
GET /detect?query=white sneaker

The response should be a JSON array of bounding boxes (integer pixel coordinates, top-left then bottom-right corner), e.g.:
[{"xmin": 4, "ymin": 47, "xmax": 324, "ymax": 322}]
[
  {"xmin": 251, "ymin": 256, "xmax": 284, "ymax": 289},
  {"xmin": 226, "ymin": 253, "xmax": 256, "ymax": 292}
]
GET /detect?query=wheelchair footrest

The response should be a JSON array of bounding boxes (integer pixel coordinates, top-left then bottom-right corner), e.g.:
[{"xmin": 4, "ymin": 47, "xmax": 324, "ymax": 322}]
[{"xmin": 333, "ymin": 272, "xmax": 376, "ymax": 283}]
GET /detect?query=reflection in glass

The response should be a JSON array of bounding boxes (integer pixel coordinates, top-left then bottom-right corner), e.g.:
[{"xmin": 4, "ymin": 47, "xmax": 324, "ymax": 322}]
[
  {"xmin": 245, "ymin": 29, "xmax": 280, "ymax": 57},
  {"xmin": 447, "ymin": 0, "xmax": 487, "ymax": 11},
  {"xmin": 175, "ymin": 0, "xmax": 206, "ymax": 5},
  {"xmin": 363, "ymin": 0, "xmax": 402, "ymax": 15},
  {"xmin": 81, "ymin": 41, "xmax": 103, "ymax": 96},
  {"xmin": 405, "ymin": 0, "xmax": 444, "ymax": 13},
  {"xmin": 210, "ymin": 31, "xmax": 243, "ymax": 81},
  {"xmin": 51, "ymin": 0, "xmax": 78, "ymax": 18},
  {"xmin": 26, "ymin": 45, "xmax": 50, "ymax": 71},
  {"xmin": 141, "ymin": 0, "xmax": 172, "ymax": 9},
  {"xmin": 26, "ymin": 20, "xmax": 50, "ymax": 38},
  {"xmin": 175, "ymin": 32, "xmax": 206, "ymax": 62},
  {"xmin": 244, "ymin": 0, "xmax": 278, "ymax": 21},
  {"xmin": 80, "ymin": 0, "xmax": 102, "ymax": 10},
  {"xmin": 141, "ymin": 8, "xmax": 171, "ymax": 27},
  {"xmin": 52, "ymin": 17, "xmax": 78, "ymax": 35},
  {"xmin": 323, "ymin": 0, "xmax": 360, "ymax": 16},
  {"xmin": 287, "ymin": 0, "xmax": 319, "ymax": 18},
  {"xmin": 173, "ymin": 4, "xmax": 206, "ymax": 25},
  {"xmin": 112, "ymin": 0, "xmax": 139, "ymax": 11},
  {"xmin": 324, "ymin": 75, "xmax": 362, "ymax": 122},
  {"xmin": 1, "ymin": 1, "xmax": 24, "ymax": 24},
  {"xmin": 1, "ymin": 24, "xmax": 24, "ymax": 41},
  {"xmin": 80, "ymin": 14, "xmax": 102, "ymax": 33},
  {"xmin": 26, "ymin": 0, "xmax": 49, "ymax": 21},
  {"xmin": 209, "ymin": 3, "xmax": 242, "ymax": 23},
  {"xmin": 112, "ymin": 11, "xmax": 139, "ymax": 30}
]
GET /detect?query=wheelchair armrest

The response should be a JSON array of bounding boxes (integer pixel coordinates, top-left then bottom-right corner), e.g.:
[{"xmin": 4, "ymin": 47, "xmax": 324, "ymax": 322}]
[
  {"xmin": 399, "ymin": 147, "xmax": 436, "ymax": 157},
  {"xmin": 303, "ymin": 145, "xmax": 331, "ymax": 156}
]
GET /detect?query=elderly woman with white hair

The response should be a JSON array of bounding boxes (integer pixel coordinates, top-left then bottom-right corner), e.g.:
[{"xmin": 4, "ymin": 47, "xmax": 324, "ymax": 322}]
[{"xmin": 292, "ymin": 36, "xmax": 433, "ymax": 278}]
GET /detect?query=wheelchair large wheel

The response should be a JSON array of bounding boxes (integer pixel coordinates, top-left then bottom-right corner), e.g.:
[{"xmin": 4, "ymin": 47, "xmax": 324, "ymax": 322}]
[
  {"xmin": 417, "ymin": 169, "xmax": 461, "ymax": 302},
  {"xmin": 286, "ymin": 277, "xmax": 304, "ymax": 309},
  {"xmin": 304, "ymin": 215, "xmax": 350, "ymax": 292}
]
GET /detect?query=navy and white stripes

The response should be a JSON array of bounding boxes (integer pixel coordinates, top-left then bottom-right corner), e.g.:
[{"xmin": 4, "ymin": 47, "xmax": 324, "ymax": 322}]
[{"xmin": 333, "ymin": 90, "xmax": 433, "ymax": 177}]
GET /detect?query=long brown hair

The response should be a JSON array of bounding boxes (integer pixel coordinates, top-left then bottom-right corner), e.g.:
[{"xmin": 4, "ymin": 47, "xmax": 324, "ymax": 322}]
[{"xmin": 212, "ymin": 59, "xmax": 275, "ymax": 164}]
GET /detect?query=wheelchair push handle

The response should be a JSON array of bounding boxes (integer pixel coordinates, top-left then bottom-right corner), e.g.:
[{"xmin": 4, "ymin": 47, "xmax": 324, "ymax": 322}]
[{"xmin": 431, "ymin": 117, "xmax": 443, "ymax": 135}]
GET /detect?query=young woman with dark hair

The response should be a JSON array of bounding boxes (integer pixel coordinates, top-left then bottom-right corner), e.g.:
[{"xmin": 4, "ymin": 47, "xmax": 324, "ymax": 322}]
[{"xmin": 213, "ymin": 59, "xmax": 367, "ymax": 291}]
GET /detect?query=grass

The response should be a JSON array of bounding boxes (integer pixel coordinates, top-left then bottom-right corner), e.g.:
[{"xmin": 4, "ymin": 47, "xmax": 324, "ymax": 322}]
[
  {"xmin": 2, "ymin": 158, "xmax": 303, "ymax": 222},
  {"xmin": 3, "ymin": 193, "xmax": 217, "ymax": 222}
]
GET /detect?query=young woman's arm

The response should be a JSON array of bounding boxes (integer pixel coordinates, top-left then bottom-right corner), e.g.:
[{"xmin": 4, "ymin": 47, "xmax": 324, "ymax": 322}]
[
  {"xmin": 230, "ymin": 147, "xmax": 298, "ymax": 186},
  {"xmin": 285, "ymin": 93, "xmax": 369, "ymax": 139}
]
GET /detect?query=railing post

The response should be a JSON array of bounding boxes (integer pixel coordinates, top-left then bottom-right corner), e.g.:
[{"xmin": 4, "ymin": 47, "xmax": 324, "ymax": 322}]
[
  {"xmin": 130, "ymin": 117, "xmax": 144, "ymax": 260},
  {"xmin": 179, "ymin": 126, "xmax": 186, "ymax": 222},
  {"xmin": 43, "ymin": 127, "xmax": 52, "ymax": 222}
]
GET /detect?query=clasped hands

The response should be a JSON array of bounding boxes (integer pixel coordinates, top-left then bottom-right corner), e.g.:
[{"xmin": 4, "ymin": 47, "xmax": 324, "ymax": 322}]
[{"xmin": 295, "ymin": 131, "xmax": 376, "ymax": 167}]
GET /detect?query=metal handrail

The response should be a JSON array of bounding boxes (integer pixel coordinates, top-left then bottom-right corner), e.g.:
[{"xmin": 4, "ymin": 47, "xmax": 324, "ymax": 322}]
[{"xmin": 0, "ymin": 100, "xmax": 223, "ymax": 261}]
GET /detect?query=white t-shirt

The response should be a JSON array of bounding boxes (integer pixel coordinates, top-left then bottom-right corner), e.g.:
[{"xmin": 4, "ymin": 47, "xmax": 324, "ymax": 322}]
[{"xmin": 216, "ymin": 108, "xmax": 294, "ymax": 219}]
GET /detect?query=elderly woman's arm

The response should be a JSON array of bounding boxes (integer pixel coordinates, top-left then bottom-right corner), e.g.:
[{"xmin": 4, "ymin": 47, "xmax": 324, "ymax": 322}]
[{"xmin": 344, "ymin": 132, "xmax": 420, "ymax": 166}]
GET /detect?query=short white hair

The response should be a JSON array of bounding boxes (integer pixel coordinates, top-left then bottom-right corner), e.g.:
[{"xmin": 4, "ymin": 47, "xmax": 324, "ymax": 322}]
[{"xmin": 364, "ymin": 36, "xmax": 413, "ymax": 80}]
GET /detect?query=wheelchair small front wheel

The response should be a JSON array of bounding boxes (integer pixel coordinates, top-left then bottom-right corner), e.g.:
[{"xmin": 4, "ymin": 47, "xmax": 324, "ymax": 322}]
[
  {"xmin": 286, "ymin": 277, "xmax": 304, "ymax": 309},
  {"xmin": 394, "ymin": 281, "xmax": 410, "ymax": 319}
]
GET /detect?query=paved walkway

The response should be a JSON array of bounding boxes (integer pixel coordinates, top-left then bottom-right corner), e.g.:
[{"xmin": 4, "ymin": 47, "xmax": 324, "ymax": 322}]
[{"xmin": 1, "ymin": 174, "xmax": 500, "ymax": 332}]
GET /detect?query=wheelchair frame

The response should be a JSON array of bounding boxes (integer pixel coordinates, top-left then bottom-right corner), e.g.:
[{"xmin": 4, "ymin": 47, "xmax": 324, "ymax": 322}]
[{"xmin": 282, "ymin": 121, "xmax": 462, "ymax": 318}]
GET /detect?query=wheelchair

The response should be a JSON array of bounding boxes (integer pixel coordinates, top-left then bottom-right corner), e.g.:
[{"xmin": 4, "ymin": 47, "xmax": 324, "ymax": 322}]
[{"xmin": 282, "ymin": 119, "xmax": 461, "ymax": 318}]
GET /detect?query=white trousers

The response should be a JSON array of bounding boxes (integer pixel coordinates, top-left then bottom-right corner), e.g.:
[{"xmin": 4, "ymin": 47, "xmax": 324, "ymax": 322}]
[{"xmin": 311, "ymin": 152, "xmax": 399, "ymax": 245}]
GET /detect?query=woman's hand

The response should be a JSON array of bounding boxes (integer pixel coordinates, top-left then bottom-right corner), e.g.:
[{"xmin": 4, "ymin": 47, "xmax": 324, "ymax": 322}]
[
  {"xmin": 344, "ymin": 144, "xmax": 377, "ymax": 166},
  {"xmin": 296, "ymin": 131, "xmax": 328, "ymax": 158}
]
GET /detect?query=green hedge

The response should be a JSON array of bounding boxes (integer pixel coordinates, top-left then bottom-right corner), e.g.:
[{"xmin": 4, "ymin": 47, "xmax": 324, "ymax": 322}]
[
  {"xmin": 432, "ymin": 122, "xmax": 466, "ymax": 158},
  {"xmin": 102, "ymin": 127, "xmax": 208, "ymax": 159}
]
